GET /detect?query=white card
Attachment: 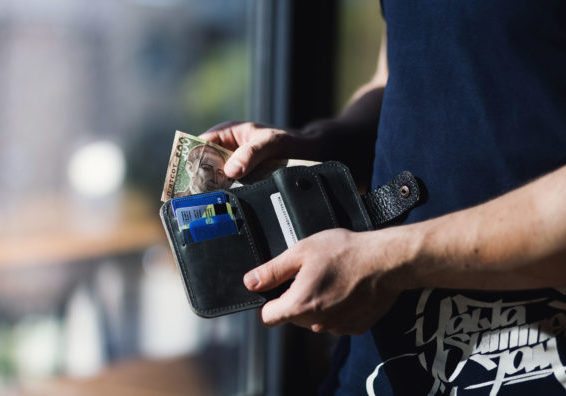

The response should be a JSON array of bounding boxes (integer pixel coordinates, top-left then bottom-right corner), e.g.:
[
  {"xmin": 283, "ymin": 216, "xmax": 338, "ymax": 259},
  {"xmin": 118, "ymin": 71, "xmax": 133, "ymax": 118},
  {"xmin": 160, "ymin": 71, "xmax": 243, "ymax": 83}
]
[{"xmin": 270, "ymin": 192, "xmax": 298, "ymax": 248}]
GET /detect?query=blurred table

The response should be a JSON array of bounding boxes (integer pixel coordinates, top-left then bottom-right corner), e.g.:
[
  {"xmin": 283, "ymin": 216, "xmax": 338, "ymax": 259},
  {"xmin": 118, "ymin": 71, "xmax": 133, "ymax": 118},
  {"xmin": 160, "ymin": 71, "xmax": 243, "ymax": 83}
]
[
  {"xmin": 0, "ymin": 191, "xmax": 166, "ymax": 268},
  {"xmin": 0, "ymin": 191, "xmax": 168, "ymax": 316},
  {"xmin": 0, "ymin": 216, "xmax": 164, "ymax": 268},
  {"xmin": 19, "ymin": 356, "xmax": 214, "ymax": 396}
]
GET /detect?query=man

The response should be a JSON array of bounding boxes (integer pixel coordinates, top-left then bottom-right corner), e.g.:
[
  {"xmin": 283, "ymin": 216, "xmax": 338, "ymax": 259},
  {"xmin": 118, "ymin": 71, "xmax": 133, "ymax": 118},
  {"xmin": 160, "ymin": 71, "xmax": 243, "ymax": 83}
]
[
  {"xmin": 184, "ymin": 144, "xmax": 230, "ymax": 194},
  {"xmin": 202, "ymin": 1, "xmax": 566, "ymax": 394}
]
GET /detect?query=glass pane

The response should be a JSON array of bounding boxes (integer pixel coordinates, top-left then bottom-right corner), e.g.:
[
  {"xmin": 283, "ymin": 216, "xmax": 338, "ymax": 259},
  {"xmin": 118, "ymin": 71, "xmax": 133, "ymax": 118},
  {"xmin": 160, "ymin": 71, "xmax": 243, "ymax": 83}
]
[
  {"xmin": 335, "ymin": 0, "xmax": 384, "ymax": 111},
  {"xmin": 0, "ymin": 0, "xmax": 252, "ymax": 394}
]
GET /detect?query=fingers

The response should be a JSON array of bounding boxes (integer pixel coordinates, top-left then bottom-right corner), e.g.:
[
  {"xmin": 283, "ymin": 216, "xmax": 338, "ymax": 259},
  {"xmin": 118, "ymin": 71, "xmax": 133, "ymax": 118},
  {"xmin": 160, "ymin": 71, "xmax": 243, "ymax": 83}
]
[
  {"xmin": 225, "ymin": 141, "xmax": 267, "ymax": 178},
  {"xmin": 199, "ymin": 121, "xmax": 245, "ymax": 151},
  {"xmin": 200, "ymin": 121, "xmax": 286, "ymax": 178},
  {"xmin": 224, "ymin": 131, "xmax": 281, "ymax": 178},
  {"xmin": 198, "ymin": 131, "xmax": 220, "ymax": 145},
  {"xmin": 244, "ymin": 252, "xmax": 302, "ymax": 328},
  {"xmin": 200, "ymin": 121, "xmax": 243, "ymax": 144},
  {"xmin": 259, "ymin": 291, "xmax": 300, "ymax": 327},
  {"xmin": 259, "ymin": 298, "xmax": 325, "ymax": 331},
  {"xmin": 243, "ymin": 250, "xmax": 301, "ymax": 292}
]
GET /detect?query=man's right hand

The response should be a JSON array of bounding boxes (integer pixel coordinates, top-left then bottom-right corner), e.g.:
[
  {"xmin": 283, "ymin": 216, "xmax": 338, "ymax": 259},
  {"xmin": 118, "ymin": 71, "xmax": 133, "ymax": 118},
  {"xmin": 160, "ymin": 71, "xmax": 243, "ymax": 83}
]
[{"xmin": 200, "ymin": 121, "xmax": 310, "ymax": 179}]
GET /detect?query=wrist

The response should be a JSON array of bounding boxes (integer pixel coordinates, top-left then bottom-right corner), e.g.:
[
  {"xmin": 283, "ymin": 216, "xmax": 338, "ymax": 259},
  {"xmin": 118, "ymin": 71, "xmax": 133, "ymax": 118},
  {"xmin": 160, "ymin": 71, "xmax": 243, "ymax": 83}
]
[
  {"xmin": 399, "ymin": 214, "xmax": 481, "ymax": 290},
  {"xmin": 363, "ymin": 224, "xmax": 427, "ymax": 292},
  {"xmin": 402, "ymin": 220, "xmax": 443, "ymax": 289}
]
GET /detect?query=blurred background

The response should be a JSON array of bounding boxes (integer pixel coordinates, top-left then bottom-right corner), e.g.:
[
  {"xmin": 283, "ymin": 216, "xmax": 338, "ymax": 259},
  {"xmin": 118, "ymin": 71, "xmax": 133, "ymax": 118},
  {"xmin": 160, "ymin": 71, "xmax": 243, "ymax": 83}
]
[{"xmin": 0, "ymin": 0, "xmax": 382, "ymax": 394}]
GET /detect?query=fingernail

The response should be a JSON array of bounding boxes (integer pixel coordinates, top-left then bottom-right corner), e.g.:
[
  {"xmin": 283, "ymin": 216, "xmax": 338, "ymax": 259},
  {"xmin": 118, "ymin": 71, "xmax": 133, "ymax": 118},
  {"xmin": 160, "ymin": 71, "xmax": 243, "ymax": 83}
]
[
  {"xmin": 225, "ymin": 160, "xmax": 243, "ymax": 177},
  {"xmin": 244, "ymin": 271, "xmax": 260, "ymax": 289}
]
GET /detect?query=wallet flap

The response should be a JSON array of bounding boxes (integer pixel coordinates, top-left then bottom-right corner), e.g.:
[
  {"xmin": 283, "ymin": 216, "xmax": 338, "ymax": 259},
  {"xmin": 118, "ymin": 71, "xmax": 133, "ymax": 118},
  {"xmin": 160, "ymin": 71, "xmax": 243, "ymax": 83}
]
[
  {"xmin": 313, "ymin": 162, "xmax": 374, "ymax": 232},
  {"xmin": 272, "ymin": 166, "xmax": 339, "ymax": 239},
  {"xmin": 362, "ymin": 171, "xmax": 421, "ymax": 228}
]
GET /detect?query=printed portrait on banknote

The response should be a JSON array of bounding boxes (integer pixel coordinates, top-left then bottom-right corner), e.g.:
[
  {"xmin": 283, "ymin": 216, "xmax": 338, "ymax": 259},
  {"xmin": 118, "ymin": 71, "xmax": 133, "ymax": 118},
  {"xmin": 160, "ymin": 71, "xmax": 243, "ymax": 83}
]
[
  {"xmin": 184, "ymin": 144, "xmax": 230, "ymax": 194},
  {"xmin": 161, "ymin": 131, "xmax": 233, "ymax": 201}
]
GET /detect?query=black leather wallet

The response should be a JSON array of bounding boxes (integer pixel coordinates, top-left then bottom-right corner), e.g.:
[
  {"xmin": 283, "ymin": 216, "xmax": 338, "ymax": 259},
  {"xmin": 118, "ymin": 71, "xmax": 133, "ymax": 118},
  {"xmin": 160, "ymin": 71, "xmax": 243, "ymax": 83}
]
[{"xmin": 160, "ymin": 161, "xmax": 422, "ymax": 318}]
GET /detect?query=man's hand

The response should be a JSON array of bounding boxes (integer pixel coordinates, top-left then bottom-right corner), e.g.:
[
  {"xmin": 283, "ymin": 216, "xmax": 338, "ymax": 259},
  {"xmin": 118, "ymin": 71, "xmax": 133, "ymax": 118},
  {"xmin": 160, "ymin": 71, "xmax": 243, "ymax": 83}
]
[
  {"xmin": 242, "ymin": 228, "xmax": 413, "ymax": 335},
  {"xmin": 244, "ymin": 164, "xmax": 566, "ymax": 336},
  {"xmin": 200, "ymin": 121, "xmax": 310, "ymax": 179},
  {"xmin": 239, "ymin": 164, "xmax": 566, "ymax": 335}
]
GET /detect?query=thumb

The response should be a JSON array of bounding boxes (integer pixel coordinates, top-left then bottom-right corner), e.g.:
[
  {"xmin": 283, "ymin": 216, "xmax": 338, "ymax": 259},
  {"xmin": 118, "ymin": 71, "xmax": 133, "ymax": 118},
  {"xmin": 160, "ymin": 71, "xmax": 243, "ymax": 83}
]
[
  {"xmin": 224, "ymin": 134, "xmax": 277, "ymax": 178},
  {"xmin": 199, "ymin": 121, "xmax": 246, "ymax": 151},
  {"xmin": 243, "ymin": 250, "xmax": 301, "ymax": 292}
]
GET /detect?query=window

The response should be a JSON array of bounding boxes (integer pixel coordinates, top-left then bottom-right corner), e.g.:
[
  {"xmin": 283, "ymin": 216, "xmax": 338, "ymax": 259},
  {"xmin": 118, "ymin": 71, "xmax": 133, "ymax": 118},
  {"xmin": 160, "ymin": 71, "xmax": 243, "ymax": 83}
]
[
  {"xmin": 0, "ymin": 1, "xmax": 254, "ymax": 394},
  {"xmin": 0, "ymin": 1, "xmax": 383, "ymax": 394},
  {"xmin": 335, "ymin": 0, "xmax": 384, "ymax": 111}
]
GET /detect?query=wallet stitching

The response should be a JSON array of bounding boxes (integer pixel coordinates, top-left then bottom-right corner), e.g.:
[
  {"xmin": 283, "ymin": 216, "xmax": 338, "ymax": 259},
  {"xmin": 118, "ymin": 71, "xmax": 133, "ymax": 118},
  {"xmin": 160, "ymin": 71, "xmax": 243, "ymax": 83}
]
[
  {"xmin": 229, "ymin": 177, "xmax": 273, "ymax": 194},
  {"xmin": 163, "ymin": 203, "xmax": 264, "ymax": 316},
  {"xmin": 365, "ymin": 172, "xmax": 420, "ymax": 226},
  {"xmin": 163, "ymin": 203, "xmax": 200, "ymax": 312},
  {"xmin": 309, "ymin": 161, "xmax": 373, "ymax": 230},
  {"xmin": 311, "ymin": 169, "xmax": 339, "ymax": 228},
  {"xmin": 200, "ymin": 299, "xmax": 264, "ymax": 316},
  {"xmin": 334, "ymin": 163, "xmax": 373, "ymax": 230},
  {"xmin": 272, "ymin": 165, "xmax": 340, "ymax": 230},
  {"xmin": 192, "ymin": 191, "xmax": 265, "ymax": 316},
  {"xmin": 314, "ymin": 161, "xmax": 373, "ymax": 230},
  {"xmin": 225, "ymin": 191, "xmax": 263, "ymax": 267}
]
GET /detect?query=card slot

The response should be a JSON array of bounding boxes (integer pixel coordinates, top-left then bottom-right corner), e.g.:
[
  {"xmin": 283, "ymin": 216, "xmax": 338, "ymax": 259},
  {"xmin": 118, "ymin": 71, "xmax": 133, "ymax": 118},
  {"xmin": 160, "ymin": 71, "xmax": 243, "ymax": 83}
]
[
  {"xmin": 272, "ymin": 167, "xmax": 339, "ymax": 240},
  {"xmin": 316, "ymin": 163, "xmax": 373, "ymax": 232},
  {"xmin": 224, "ymin": 190, "xmax": 265, "ymax": 262},
  {"xmin": 179, "ymin": 233, "xmax": 265, "ymax": 317},
  {"xmin": 169, "ymin": 190, "xmax": 251, "ymax": 245},
  {"xmin": 228, "ymin": 180, "xmax": 289, "ymax": 260},
  {"xmin": 161, "ymin": 199, "xmax": 266, "ymax": 317}
]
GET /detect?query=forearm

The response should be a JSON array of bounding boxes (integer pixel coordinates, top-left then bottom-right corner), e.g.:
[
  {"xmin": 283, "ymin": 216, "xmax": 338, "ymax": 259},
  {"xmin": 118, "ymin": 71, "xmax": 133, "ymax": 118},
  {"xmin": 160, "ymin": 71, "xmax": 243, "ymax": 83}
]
[
  {"xmin": 388, "ymin": 165, "xmax": 566, "ymax": 290},
  {"xmin": 295, "ymin": 87, "xmax": 384, "ymax": 187},
  {"xmin": 290, "ymin": 32, "xmax": 388, "ymax": 185}
]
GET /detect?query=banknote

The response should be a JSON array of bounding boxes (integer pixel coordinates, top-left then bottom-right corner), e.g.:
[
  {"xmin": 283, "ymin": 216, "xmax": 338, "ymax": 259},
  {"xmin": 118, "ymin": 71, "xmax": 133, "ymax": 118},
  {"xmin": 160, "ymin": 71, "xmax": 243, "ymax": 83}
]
[
  {"xmin": 161, "ymin": 130, "xmax": 321, "ymax": 202},
  {"xmin": 161, "ymin": 131, "xmax": 234, "ymax": 201}
]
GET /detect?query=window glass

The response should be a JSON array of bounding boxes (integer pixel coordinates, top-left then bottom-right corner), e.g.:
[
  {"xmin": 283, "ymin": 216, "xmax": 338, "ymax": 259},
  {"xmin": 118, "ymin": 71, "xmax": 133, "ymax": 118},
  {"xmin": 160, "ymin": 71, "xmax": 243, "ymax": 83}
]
[
  {"xmin": 335, "ymin": 0, "xmax": 384, "ymax": 111},
  {"xmin": 0, "ymin": 0, "xmax": 252, "ymax": 394}
]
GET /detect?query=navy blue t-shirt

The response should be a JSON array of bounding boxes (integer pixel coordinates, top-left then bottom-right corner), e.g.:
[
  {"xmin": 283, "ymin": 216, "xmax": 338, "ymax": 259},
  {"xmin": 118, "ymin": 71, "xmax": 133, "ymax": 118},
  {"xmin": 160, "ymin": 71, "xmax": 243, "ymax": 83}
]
[{"xmin": 324, "ymin": 1, "xmax": 566, "ymax": 395}]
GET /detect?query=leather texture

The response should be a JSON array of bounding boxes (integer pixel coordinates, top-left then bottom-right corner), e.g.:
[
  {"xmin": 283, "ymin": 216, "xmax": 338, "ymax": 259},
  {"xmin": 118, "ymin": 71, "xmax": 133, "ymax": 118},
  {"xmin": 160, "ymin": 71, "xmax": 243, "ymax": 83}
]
[
  {"xmin": 362, "ymin": 171, "xmax": 421, "ymax": 229},
  {"xmin": 161, "ymin": 191, "xmax": 266, "ymax": 317},
  {"xmin": 273, "ymin": 167, "xmax": 338, "ymax": 239},
  {"xmin": 160, "ymin": 162, "xmax": 422, "ymax": 318}
]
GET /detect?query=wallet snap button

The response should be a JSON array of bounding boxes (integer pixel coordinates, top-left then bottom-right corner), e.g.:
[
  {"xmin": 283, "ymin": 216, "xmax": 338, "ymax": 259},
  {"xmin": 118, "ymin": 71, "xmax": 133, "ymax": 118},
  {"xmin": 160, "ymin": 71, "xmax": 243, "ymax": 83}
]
[
  {"xmin": 296, "ymin": 178, "xmax": 312, "ymax": 190},
  {"xmin": 399, "ymin": 185, "xmax": 410, "ymax": 198}
]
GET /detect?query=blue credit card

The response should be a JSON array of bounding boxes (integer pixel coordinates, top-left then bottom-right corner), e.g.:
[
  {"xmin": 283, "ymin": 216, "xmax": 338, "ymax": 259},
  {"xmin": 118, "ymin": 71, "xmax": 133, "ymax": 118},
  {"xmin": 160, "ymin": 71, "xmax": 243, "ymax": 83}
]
[
  {"xmin": 189, "ymin": 214, "xmax": 238, "ymax": 242},
  {"xmin": 171, "ymin": 192, "xmax": 228, "ymax": 232},
  {"xmin": 171, "ymin": 191, "xmax": 227, "ymax": 214},
  {"xmin": 176, "ymin": 203, "xmax": 234, "ymax": 231}
]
